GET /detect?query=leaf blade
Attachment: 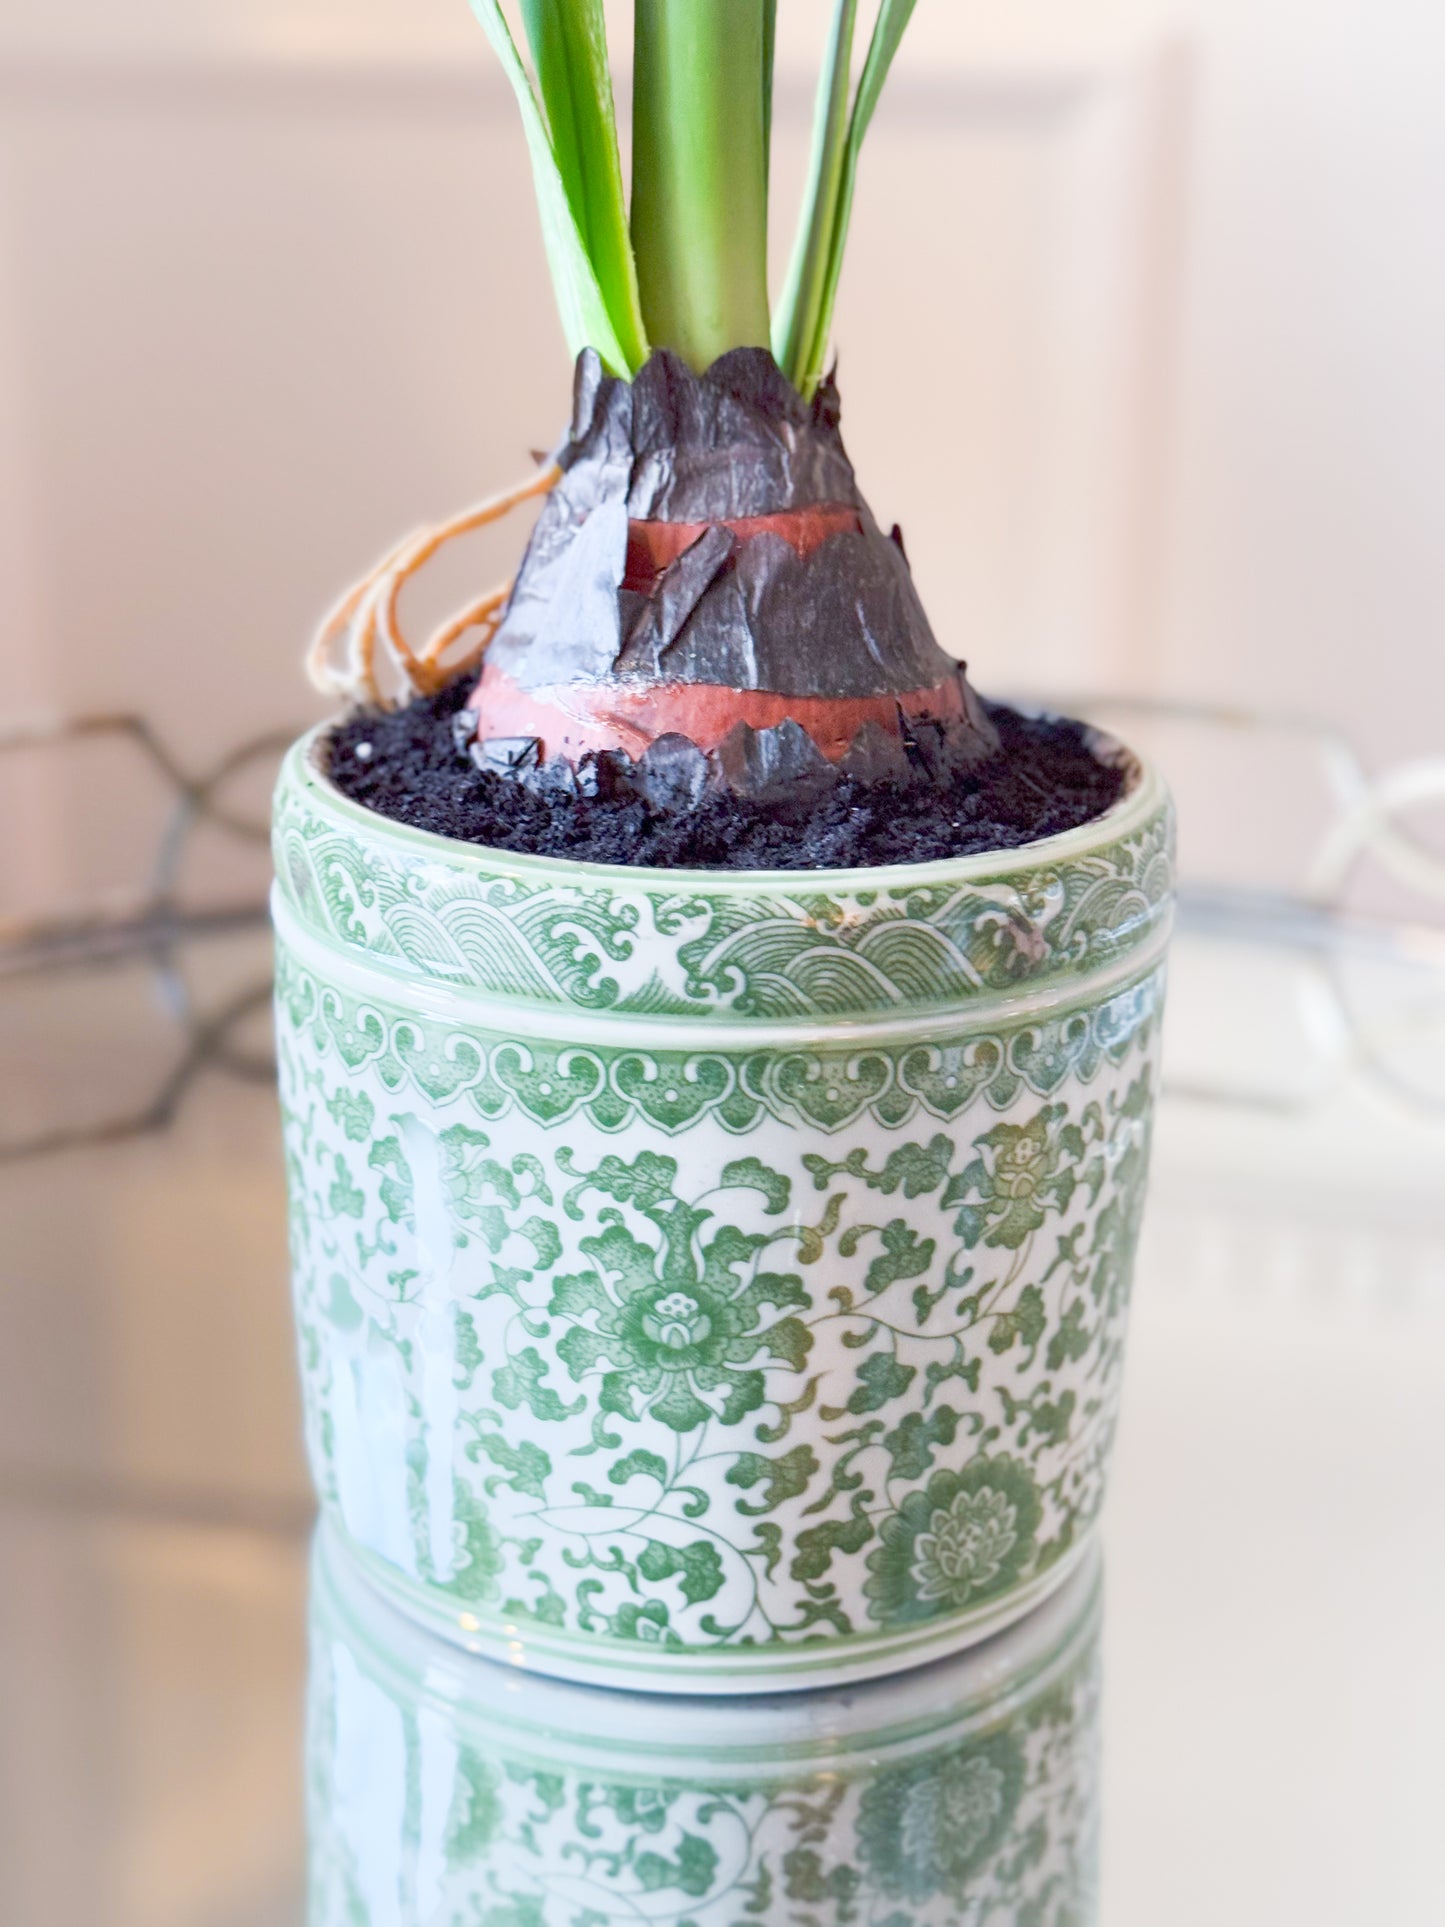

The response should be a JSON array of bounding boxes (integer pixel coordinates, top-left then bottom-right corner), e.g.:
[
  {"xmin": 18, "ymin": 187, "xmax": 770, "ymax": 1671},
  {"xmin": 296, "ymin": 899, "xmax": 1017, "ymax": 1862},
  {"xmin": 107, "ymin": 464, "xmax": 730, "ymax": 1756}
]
[
  {"xmin": 797, "ymin": 0, "xmax": 919, "ymax": 399},
  {"xmin": 465, "ymin": 0, "xmax": 636, "ymax": 374},
  {"xmin": 762, "ymin": 0, "xmax": 778, "ymax": 189},
  {"xmin": 518, "ymin": 0, "xmax": 648, "ymax": 369},
  {"xmin": 772, "ymin": 0, "xmax": 859, "ymax": 388},
  {"xmin": 632, "ymin": 0, "xmax": 772, "ymax": 370}
]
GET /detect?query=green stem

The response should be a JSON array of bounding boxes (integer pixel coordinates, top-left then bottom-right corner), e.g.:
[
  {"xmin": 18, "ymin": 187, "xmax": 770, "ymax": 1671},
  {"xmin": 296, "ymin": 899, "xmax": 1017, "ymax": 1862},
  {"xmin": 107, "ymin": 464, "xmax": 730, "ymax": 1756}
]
[
  {"xmin": 762, "ymin": 0, "xmax": 778, "ymax": 189},
  {"xmin": 795, "ymin": 0, "xmax": 919, "ymax": 398},
  {"xmin": 466, "ymin": 0, "xmax": 635, "ymax": 373},
  {"xmin": 631, "ymin": 0, "xmax": 772, "ymax": 371},
  {"xmin": 772, "ymin": 0, "xmax": 858, "ymax": 389}
]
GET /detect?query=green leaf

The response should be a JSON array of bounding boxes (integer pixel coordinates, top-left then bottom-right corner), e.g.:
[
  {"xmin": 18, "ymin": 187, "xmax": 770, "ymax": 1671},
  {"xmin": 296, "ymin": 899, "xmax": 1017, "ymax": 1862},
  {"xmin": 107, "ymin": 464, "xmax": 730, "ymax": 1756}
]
[
  {"xmin": 679, "ymin": 1541, "xmax": 725, "ymax": 1606},
  {"xmin": 491, "ymin": 1346, "xmax": 585, "ymax": 1422},
  {"xmin": 443, "ymin": 1748, "xmax": 503, "ymax": 1864},
  {"xmin": 609, "ymin": 1598, "xmax": 673, "ymax": 1645},
  {"xmin": 700, "ymin": 1224, "xmax": 772, "ymax": 1297},
  {"xmin": 802, "ymin": 1135, "xmax": 952, "ymax": 1199},
  {"xmin": 1029, "ymin": 1389, "xmax": 1076, "ymax": 1448},
  {"xmin": 833, "ymin": 1349, "xmax": 916, "ymax": 1416},
  {"xmin": 510, "ymin": 1152, "xmax": 553, "ymax": 1207},
  {"xmin": 882, "ymin": 1405, "xmax": 960, "ymax": 1481},
  {"xmin": 632, "ymin": 0, "xmax": 772, "ymax": 368},
  {"xmin": 369, "ymin": 1136, "xmax": 412, "ymax": 1224},
  {"xmin": 505, "ymin": 1583, "xmax": 566, "ymax": 1629},
  {"xmin": 608, "ymin": 1447, "xmax": 670, "ymax": 1489},
  {"xmin": 1045, "ymin": 1298, "xmax": 1093, "ymax": 1371},
  {"xmin": 758, "ymin": 1315, "xmax": 813, "ymax": 1372},
  {"xmin": 517, "ymin": 0, "xmax": 648, "ymax": 369},
  {"xmin": 772, "ymin": 0, "xmax": 859, "ymax": 385},
  {"xmin": 638, "ymin": 1538, "xmax": 725, "ymax": 1605},
  {"xmin": 924, "ymin": 1347, "xmax": 982, "ymax": 1401},
  {"xmin": 762, "ymin": 0, "xmax": 778, "ymax": 187},
  {"xmin": 465, "ymin": 0, "xmax": 637, "ymax": 373},
  {"xmin": 788, "ymin": 0, "xmax": 919, "ymax": 397},
  {"xmin": 440, "ymin": 1125, "xmax": 521, "ymax": 1225},
  {"xmin": 727, "ymin": 1443, "xmax": 818, "ymax": 1514},
  {"xmin": 565, "ymin": 1150, "xmax": 678, "ymax": 1219},
  {"xmin": 454, "ymin": 1308, "xmax": 484, "ymax": 1389},
  {"xmin": 555, "ymin": 1322, "xmax": 617, "ymax": 1381},
  {"xmin": 325, "ymin": 1087, "xmax": 374, "ymax": 1143},
  {"xmin": 719, "ymin": 1156, "xmax": 791, "ymax": 1216},
  {"xmin": 446, "ymin": 1480, "xmax": 504, "ymax": 1603},
  {"xmin": 581, "ymin": 1221, "xmax": 664, "ymax": 1296},
  {"xmin": 716, "ymin": 1368, "xmax": 768, "ymax": 1428},
  {"xmin": 516, "ymin": 1215, "xmax": 562, "ymax": 1270},
  {"xmin": 789, "ymin": 1503, "xmax": 873, "ymax": 1582},
  {"xmin": 783, "ymin": 1846, "xmax": 860, "ymax": 1908},
  {"xmin": 865, "ymin": 1219, "xmax": 935, "ymax": 1294},
  {"xmin": 652, "ymin": 1373, "xmax": 714, "ymax": 1434},
  {"xmin": 468, "ymin": 1429, "xmax": 552, "ymax": 1500},
  {"xmin": 549, "ymin": 1266, "xmax": 614, "ymax": 1322},
  {"xmin": 988, "ymin": 1283, "xmax": 1048, "ymax": 1360},
  {"xmin": 634, "ymin": 1832, "xmax": 719, "ymax": 1898},
  {"xmin": 738, "ymin": 1268, "xmax": 810, "ymax": 1320},
  {"xmin": 750, "ymin": 1519, "xmax": 784, "ymax": 1579},
  {"xmin": 328, "ymin": 1155, "xmax": 364, "ymax": 1220}
]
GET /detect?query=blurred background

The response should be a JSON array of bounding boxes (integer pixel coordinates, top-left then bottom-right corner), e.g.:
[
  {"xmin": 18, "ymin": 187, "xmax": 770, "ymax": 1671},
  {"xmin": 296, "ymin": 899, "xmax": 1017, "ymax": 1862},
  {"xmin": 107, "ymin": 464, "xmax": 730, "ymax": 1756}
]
[{"xmin": 2, "ymin": 4, "xmax": 1443, "ymax": 1924}]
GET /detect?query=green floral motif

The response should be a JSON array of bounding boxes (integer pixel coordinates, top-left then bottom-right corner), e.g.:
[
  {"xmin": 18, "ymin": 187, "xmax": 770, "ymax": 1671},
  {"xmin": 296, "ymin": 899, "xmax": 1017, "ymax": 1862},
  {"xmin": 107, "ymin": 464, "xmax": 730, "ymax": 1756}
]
[
  {"xmin": 946, "ymin": 1105, "xmax": 1085, "ymax": 1249},
  {"xmin": 445, "ymin": 1480, "xmax": 505, "ymax": 1604},
  {"xmin": 282, "ymin": 1042, "xmax": 1151, "ymax": 1653},
  {"xmin": 445, "ymin": 1750, "xmax": 504, "ymax": 1867},
  {"xmin": 855, "ymin": 1735, "xmax": 1027, "ymax": 1903},
  {"xmin": 865, "ymin": 1460, "xmax": 1043, "ymax": 1626},
  {"xmin": 550, "ymin": 1154, "xmax": 811, "ymax": 1434}
]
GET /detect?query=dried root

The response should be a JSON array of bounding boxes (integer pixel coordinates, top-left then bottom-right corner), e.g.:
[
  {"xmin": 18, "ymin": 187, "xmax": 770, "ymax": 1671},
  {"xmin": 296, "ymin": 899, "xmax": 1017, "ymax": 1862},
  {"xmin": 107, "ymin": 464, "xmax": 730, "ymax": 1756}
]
[{"xmin": 306, "ymin": 463, "xmax": 561, "ymax": 708}]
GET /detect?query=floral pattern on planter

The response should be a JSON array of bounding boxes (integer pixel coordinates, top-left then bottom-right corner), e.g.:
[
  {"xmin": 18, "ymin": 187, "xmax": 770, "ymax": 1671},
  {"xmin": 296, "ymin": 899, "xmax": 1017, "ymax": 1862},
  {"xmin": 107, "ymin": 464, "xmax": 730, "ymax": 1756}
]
[
  {"xmin": 854, "ymin": 1732, "xmax": 1029, "ymax": 1904},
  {"xmin": 307, "ymin": 1528, "xmax": 1101, "ymax": 1927},
  {"xmin": 548, "ymin": 1177, "xmax": 814, "ymax": 1435},
  {"xmin": 275, "ymin": 731, "xmax": 1170, "ymax": 1684},
  {"xmin": 865, "ymin": 1458, "xmax": 1044, "ymax": 1624},
  {"xmin": 277, "ymin": 958, "xmax": 1160, "ymax": 1669},
  {"xmin": 274, "ymin": 734, "xmax": 1172, "ymax": 1023}
]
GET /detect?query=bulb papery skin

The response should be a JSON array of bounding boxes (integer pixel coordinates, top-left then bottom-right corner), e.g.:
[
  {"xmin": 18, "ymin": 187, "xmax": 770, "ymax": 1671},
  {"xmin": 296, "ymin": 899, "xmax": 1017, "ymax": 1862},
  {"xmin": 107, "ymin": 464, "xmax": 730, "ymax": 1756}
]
[{"xmin": 465, "ymin": 347, "xmax": 997, "ymax": 796}]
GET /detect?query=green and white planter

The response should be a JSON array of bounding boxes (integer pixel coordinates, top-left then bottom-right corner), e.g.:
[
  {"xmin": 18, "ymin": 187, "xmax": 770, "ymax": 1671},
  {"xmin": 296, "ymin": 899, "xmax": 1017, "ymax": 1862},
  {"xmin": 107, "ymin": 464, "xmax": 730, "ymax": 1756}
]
[
  {"xmin": 308, "ymin": 1521, "xmax": 1103, "ymax": 1927},
  {"xmin": 273, "ymin": 724, "xmax": 1171, "ymax": 1692}
]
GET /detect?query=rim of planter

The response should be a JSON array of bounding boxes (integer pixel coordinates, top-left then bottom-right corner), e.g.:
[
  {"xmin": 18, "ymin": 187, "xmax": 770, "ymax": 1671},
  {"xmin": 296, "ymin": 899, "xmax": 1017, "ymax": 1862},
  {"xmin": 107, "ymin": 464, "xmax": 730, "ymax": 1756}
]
[
  {"xmin": 312, "ymin": 1520, "xmax": 1101, "ymax": 1770},
  {"xmin": 273, "ymin": 716, "xmax": 1174, "ymax": 1035},
  {"xmin": 285, "ymin": 714, "xmax": 1164, "ymax": 895}
]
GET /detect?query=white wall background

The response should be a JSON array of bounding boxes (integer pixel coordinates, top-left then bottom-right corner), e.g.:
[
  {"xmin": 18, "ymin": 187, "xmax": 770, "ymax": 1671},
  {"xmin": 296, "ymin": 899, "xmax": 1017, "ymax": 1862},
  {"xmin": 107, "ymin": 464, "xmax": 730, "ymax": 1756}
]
[{"xmin": 1, "ymin": 0, "xmax": 1442, "ymax": 912}]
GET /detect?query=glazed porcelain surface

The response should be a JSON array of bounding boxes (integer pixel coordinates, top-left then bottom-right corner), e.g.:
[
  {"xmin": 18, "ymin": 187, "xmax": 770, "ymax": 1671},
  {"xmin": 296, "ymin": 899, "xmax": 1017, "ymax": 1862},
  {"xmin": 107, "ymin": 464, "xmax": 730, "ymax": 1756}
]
[
  {"xmin": 272, "ymin": 728, "xmax": 1172, "ymax": 1690},
  {"xmin": 308, "ymin": 1522, "xmax": 1102, "ymax": 1927}
]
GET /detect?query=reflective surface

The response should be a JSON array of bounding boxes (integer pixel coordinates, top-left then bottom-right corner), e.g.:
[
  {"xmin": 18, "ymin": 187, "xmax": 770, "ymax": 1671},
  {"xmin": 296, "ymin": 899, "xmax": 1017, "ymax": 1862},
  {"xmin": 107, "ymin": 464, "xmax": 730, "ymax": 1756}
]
[
  {"xmin": 3, "ymin": 914, "xmax": 1444, "ymax": 1924},
  {"xmin": 310, "ymin": 1526, "xmax": 1101, "ymax": 1925}
]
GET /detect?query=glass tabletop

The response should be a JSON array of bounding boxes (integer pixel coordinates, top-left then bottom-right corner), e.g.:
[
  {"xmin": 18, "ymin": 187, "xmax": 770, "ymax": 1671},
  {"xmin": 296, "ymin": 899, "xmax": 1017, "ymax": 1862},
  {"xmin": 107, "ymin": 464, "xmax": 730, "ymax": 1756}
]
[{"xmin": 2, "ymin": 908, "xmax": 1443, "ymax": 1926}]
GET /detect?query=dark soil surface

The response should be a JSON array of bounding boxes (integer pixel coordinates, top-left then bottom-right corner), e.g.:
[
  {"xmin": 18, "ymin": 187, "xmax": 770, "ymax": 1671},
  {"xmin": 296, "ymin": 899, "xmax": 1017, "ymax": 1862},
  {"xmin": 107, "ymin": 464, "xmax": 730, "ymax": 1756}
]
[{"xmin": 327, "ymin": 678, "xmax": 1126, "ymax": 871}]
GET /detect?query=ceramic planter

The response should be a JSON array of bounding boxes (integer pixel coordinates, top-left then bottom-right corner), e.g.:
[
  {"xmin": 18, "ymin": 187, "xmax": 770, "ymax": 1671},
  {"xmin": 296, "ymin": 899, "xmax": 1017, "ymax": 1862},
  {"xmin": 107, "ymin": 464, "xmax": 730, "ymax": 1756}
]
[
  {"xmin": 307, "ymin": 1521, "xmax": 1102, "ymax": 1927},
  {"xmin": 273, "ymin": 725, "xmax": 1171, "ymax": 1692}
]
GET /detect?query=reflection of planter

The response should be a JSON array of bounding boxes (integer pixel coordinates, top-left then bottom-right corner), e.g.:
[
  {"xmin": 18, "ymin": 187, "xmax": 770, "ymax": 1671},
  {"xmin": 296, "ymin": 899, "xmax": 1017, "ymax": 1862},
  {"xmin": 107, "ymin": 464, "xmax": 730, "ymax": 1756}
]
[
  {"xmin": 308, "ymin": 1522, "xmax": 1102, "ymax": 1927},
  {"xmin": 273, "ymin": 726, "xmax": 1172, "ymax": 1691}
]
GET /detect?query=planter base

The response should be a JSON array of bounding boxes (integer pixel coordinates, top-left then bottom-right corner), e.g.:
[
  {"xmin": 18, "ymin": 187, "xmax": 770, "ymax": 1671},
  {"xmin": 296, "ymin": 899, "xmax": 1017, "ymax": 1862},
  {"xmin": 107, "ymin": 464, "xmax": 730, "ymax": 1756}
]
[{"xmin": 322, "ymin": 1509, "xmax": 1100, "ymax": 1694}]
